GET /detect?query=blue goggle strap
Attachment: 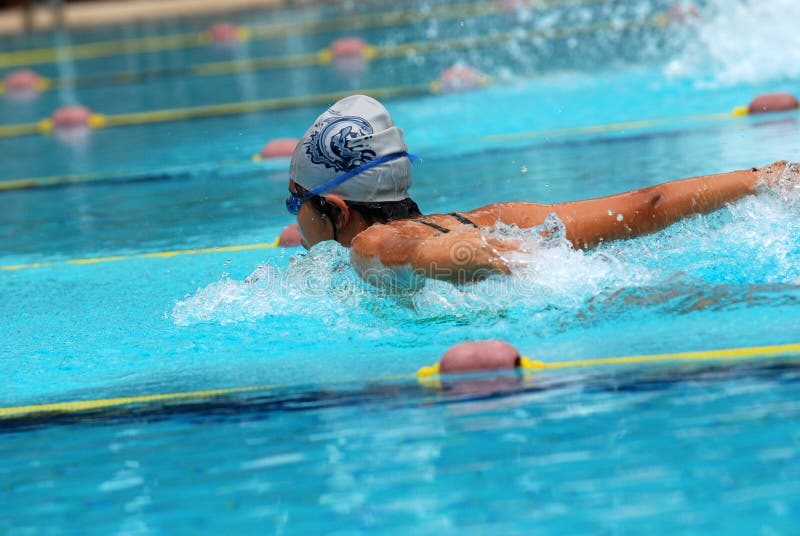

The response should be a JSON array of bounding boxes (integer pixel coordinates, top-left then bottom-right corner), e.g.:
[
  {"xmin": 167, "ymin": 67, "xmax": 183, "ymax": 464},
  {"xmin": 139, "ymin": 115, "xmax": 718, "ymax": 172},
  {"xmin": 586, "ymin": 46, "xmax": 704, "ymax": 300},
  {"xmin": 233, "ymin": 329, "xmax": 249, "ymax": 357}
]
[{"xmin": 301, "ymin": 151, "xmax": 421, "ymax": 199}]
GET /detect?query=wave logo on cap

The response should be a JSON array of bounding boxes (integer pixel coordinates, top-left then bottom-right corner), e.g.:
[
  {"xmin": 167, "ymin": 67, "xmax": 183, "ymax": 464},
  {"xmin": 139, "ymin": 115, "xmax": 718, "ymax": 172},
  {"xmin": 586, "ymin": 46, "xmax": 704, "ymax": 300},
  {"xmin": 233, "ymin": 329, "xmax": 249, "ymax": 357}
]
[{"xmin": 305, "ymin": 116, "xmax": 377, "ymax": 173}]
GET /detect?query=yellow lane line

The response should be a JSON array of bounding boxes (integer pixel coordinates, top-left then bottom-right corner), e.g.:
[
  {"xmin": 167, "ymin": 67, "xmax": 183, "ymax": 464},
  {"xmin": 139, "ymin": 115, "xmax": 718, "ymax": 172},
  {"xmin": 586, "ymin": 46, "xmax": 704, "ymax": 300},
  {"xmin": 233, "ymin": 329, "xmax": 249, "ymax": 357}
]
[
  {"xmin": 0, "ymin": 121, "xmax": 42, "ymax": 138},
  {"xmin": 0, "ymin": 2, "xmax": 491, "ymax": 68},
  {"xmin": 3, "ymin": 1, "xmax": 642, "ymax": 93},
  {"xmin": 0, "ymin": 32, "xmax": 206, "ymax": 69},
  {"xmin": 0, "ymin": 11, "xmax": 671, "ymax": 139},
  {"xmin": 520, "ymin": 342, "xmax": 800, "ymax": 370},
  {"xmin": 0, "ymin": 0, "xmax": 611, "ymax": 69},
  {"xmin": 0, "ymin": 168, "xmax": 175, "ymax": 191},
  {"xmin": 197, "ymin": 8, "xmax": 670, "ymax": 76},
  {"xmin": 0, "ymin": 385, "xmax": 275, "ymax": 417},
  {"xmin": 0, "ymin": 84, "xmax": 430, "ymax": 140},
  {"xmin": 0, "ymin": 238, "xmax": 281, "ymax": 272},
  {"xmin": 100, "ymin": 87, "xmax": 425, "ymax": 127},
  {"xmin": 484, "ymin": 112, "xmax": 736, "ymax": 142},
  {"xmin": 2, "ymin": 341, "xmax": 798, "ymax": 419},
  {"xmin": 0, "ymin": 104, "xmax": 779, "ymax": 193}
]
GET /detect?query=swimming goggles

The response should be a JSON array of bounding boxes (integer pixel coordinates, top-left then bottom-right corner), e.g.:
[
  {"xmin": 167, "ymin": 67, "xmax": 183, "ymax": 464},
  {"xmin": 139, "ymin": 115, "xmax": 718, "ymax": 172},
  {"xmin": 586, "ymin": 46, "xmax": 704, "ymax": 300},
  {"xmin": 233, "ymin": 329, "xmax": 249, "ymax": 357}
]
[{"xmin": 286, "ymin": 151, "xmax": 420, "ymax": 215}]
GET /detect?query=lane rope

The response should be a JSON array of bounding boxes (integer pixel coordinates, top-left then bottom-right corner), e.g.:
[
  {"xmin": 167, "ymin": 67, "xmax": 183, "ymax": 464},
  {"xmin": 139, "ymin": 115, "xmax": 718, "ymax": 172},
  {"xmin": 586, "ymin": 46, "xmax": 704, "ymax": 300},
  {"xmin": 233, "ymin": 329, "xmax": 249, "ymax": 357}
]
[
  {"xmin": 0, "ymin": 385, "xmax": 275, "ymax": 417},
  {"xmin": 0, "ymin": 0, "xmax": 610, "ymax": 69},
  {"xmin": 1, "ymin": 99, "xmax": 793, "ymax": 194},
  {"xmin": 1, "ymin": 0, "xmax": 637, "ymax": 94},
  {"xmin": 418, "ymin": 343, "xmax": 800, "ymax": 376},
  {"xmin": 0, "ymin": 238, "xmax": 280, "ymax": 272},
  {"xmin": 0, "ymin": 11, "xmax": 674, "ymax": 140},
  {"xmin": 0, "ymin": 162, "xmax": 258, "ymax": 192},
  {"xmin": 484, "ymin": 111, "xmax": 737, "ymax": 142},
  {"xmin": 1, "ymin": 341, "xmax": 797, "ymax": 419},
  {"xmin": 0, "ymin": 84, "xmax": 430, "ymax": 140}
]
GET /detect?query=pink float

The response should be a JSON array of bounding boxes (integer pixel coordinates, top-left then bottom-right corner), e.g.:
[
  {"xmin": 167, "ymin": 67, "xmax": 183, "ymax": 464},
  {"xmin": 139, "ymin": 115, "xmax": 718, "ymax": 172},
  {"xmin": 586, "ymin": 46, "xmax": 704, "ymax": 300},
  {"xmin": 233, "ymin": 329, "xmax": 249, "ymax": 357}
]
[
  {"xmin": 260, "ymin": 138, "xmax": 298, "ymax": 159},
  {"xmin": 330, "ymin": 37, "xmax": 368, "ymax": 59},
  {"xmin": 278, "ymin": 224, "xmax": 303, "ymax": 247},
  {"xmin": 667, "ymin": 3, "xmax": 700, "ymax": 23},
  {"xmin": 439, "ymin": 340, "xmax": 521, "ymax": 374},
  {"xmin": 4, "ymin": 69, "xmax": 41, "ymax": 91},
  {"xmin": 3, "ymin": 69, "xmax": 45, "ymax": 101},
  {"xmin": 435, "ymin": 65, "xmax": 488, "ymax": 94},
  {"xmin": 747, "ymin": 93, "xmax": 799, "ymax": 115},
  {"xmin": 209, "ymin": 23, "xmax": 241, "ymax": 45},
  {"xmin": 52, "ymin": 105, "xmax": 92, "ymax": 128},
  {"xmin": 329, "ymin": 37, "xmax": 371, "ymax": 79},
  {"xmin": 499, "ymin": 0, "xmax": 529, "ymax": 16}
]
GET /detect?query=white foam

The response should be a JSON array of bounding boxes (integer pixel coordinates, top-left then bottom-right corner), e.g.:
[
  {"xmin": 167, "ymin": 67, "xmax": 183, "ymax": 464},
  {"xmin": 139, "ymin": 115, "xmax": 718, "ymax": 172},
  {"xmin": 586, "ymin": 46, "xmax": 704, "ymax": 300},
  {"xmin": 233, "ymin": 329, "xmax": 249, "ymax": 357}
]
[
  {"xmin": 172, "ymin": 186, "xmax": 799, "ymax": 328},
  {"xmin": 665, "ymin": 0, "xmax": 800, "ymax": 87},
  {"xmin": 171, "ymin": 219, "xmax": 650, "ymax": 327}
]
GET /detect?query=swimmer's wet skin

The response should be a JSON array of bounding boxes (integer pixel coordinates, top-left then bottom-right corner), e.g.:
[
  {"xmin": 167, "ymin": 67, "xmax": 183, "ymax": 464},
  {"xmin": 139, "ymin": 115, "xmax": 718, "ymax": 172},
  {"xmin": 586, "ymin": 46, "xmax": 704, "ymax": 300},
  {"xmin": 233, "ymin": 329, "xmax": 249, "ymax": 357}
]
[{"xmin": 286, "ymin": 95, "xmax": 797, "ymax": 288}]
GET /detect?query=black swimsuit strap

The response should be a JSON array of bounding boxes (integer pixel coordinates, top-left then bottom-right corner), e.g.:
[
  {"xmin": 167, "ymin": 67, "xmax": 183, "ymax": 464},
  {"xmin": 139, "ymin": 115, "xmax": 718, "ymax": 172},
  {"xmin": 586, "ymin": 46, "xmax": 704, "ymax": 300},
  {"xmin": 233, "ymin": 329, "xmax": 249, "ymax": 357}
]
[
  {"xmin": 414, "ymin": 213, "xmax": 479, "ymax": 234},
  {"xmin": 448, "ymin": 212, "xmax": 479, "ymax": 228},
  {"xmin": 415, "ymin": 219, "xmax": 451, "ymax": 234}
]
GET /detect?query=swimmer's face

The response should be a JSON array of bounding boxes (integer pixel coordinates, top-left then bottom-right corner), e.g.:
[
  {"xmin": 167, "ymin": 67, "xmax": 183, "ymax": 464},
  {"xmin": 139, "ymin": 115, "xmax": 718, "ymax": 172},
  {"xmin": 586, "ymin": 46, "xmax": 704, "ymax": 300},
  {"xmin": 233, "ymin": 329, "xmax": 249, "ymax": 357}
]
[{"xmin": 289, "ymin": 181, "xmax": 333, "ymax": 249}]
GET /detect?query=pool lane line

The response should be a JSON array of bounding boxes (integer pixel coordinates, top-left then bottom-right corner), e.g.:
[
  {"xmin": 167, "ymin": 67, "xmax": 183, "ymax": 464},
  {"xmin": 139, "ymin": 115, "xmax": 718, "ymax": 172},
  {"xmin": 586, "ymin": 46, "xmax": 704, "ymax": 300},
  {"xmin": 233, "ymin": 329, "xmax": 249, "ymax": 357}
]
[
  {"xmin": 0, "ymin": 84, "xmax": 431, "ymax": 140},
  {"xmin": 193, "ymin": 11, "xmax": 666, "ymax": 77},
  {"xmin": 417, "ymin": 343, "xmax": 800, "ymax": 376},
  {"xmin": 0, "ymin": 153, "xmax": 288, "ymax": 192},
  {"xmin": 0, "ymin": 238, "xmax": 281, "ymax": 272},
  {"xmin": 1, "ymin": 2, "xmax": 643, "ymax": 95},
  {"xmin": 482, "ymin": 105, "xmax": 800, "ymax": 142},
  {"xmin": 483, "ymin": 112, "xmax": 739, "ymax": 142},
  {"xmin": 0, "ymin": 100, "xmax": 790, "ymax": 194},
  {"xmin": 0, "ymin": 0, "xmax": 609, "ymax": 70},
  {"xmin": 0, "ymin": 160, "xmax": 258, "ymax": 191},
  {"xmin": 0, "ymin": 385, "xmax": 277, "ymax": 418},
  {"xmin": 0, "ymin": 1, "xmax": 491, "ymax": 68},
  {"xmin": 0, "ymin": 11, "xmax": 669, "ymax": 140},
  {"xmin": 0, "ymin": 11, "xmax": 670, "ymax": 140},
  {"xmin": 2, "ymin": 342, "xmax": 798, "ymax": 419},
  {"xmin": 0, "ymin": 69, "xmax": 767, "ymax": 143}
]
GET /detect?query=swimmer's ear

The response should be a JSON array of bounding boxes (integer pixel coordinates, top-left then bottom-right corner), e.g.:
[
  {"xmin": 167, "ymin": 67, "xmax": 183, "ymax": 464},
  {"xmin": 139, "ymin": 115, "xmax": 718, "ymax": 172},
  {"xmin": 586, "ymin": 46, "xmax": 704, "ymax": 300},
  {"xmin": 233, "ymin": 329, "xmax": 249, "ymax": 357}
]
[{"xmin": 322, "ymin": 194, "xmax": 350, "ymax": 228}]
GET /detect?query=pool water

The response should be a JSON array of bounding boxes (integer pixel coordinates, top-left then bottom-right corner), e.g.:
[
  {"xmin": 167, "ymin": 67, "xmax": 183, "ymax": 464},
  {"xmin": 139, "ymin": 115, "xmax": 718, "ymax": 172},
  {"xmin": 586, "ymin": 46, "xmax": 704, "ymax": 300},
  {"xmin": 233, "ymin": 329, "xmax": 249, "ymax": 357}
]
[
  {"xmin": 1, "ymin": 0, "xmax": 800, "ymax": 532},
  {"xmin": 4, "ymin": 363, "xmax": 800, "ymax": 533}
]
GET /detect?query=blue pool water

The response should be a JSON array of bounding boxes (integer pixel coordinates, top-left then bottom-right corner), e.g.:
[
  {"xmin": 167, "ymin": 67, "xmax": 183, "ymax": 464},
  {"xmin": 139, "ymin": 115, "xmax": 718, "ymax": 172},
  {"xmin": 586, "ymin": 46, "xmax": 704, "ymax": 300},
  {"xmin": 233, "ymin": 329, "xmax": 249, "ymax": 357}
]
[{"xmin": 1, "ymin": 0, "xmax": 800, "ymax": 532}]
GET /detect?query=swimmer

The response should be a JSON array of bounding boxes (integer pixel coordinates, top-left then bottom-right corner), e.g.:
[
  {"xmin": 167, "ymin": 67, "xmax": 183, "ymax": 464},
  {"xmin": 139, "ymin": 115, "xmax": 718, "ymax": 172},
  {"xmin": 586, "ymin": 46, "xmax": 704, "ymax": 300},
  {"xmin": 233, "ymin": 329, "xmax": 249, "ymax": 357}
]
[{"xmin": 286, "ymin": 94, "xmax": 795, "ymax": 287}]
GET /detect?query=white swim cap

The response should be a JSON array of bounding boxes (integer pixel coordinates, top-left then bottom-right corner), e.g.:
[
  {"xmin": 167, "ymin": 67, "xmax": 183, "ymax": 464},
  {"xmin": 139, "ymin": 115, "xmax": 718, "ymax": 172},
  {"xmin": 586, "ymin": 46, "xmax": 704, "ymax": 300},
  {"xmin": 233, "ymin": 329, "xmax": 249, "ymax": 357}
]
[{"xmin": 290, "ymin": 95, "xmax": 413, "ymax": 202}]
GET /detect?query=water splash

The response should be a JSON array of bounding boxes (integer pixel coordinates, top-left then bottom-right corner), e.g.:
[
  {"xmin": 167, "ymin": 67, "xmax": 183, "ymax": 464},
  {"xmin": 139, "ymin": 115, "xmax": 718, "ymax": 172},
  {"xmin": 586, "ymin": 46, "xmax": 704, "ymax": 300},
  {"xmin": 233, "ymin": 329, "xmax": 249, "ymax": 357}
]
[
  {"xmin": 173, "ymin": 186, "xmax": 799, "ymax": 331},
  {"xmin": 171, "ymin": 227, "xmax": 651, "ymax": 329},
  {"xmin": 614, "ymin": 177, "xmax": 800, "ymax": 284},
  {"xmin": 664, "ymin": 0, "xmax": 800, "ymax": 87}
]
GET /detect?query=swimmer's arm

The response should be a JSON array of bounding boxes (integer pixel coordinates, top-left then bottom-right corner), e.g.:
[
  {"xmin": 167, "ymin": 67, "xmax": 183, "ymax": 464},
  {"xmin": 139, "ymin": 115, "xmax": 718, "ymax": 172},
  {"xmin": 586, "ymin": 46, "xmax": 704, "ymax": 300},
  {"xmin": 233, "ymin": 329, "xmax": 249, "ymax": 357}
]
[
  {"xmin": 351, "ymin": 225, "xmax": 513, "ymax": 286},
  {"xmin": 548, "ymin": 162, "xmax": 786, "ymax": 249}
]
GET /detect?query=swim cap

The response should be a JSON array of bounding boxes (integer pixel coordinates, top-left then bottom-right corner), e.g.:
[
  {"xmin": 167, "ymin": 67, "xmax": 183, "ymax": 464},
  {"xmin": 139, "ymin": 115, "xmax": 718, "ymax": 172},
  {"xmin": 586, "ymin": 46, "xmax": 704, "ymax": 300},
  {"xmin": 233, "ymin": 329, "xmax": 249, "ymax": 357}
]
[{"xmin": 290, "ymin": 95, "xmax": 412, "ymax": 202}]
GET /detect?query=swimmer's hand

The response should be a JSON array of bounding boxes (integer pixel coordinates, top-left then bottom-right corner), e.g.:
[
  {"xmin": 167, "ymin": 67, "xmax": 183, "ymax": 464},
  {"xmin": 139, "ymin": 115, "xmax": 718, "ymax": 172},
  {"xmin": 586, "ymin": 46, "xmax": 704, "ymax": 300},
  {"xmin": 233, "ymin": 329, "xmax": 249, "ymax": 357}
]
[
  {"xmin": 760, "ymin": 160, "xmax": 798, "ymax": 189},
  {"xmin": 351, "ymin": 224, "xmax": 518, "ymax": 288}
]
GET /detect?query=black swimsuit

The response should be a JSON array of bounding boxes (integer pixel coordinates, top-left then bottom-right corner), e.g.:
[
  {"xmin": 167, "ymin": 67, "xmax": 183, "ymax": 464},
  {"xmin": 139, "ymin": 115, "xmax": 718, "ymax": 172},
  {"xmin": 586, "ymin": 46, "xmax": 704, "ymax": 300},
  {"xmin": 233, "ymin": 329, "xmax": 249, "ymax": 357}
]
[{"xmin": 415, "ymin": 212, "xmax": 479, "ymax": 233}]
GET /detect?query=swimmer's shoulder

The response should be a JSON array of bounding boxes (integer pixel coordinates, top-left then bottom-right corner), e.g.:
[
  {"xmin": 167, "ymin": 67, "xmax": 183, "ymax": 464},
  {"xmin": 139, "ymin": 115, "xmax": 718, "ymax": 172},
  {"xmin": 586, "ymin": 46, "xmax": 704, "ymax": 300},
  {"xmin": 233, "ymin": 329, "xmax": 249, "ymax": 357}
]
[
  {"xmin": 350, "ymin": 214, "xmax": 469, "ymax": 266},
  {"xmin": 348, "ymin": 224, "xmax": 424, "ymax": 291},
  {"xmin": 350, "ymin": 221, "xmax": 420, "ymax": 265},
  {"xmin": 351, "ymin": 201, "xmax": 553, "ymax": 261}
]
